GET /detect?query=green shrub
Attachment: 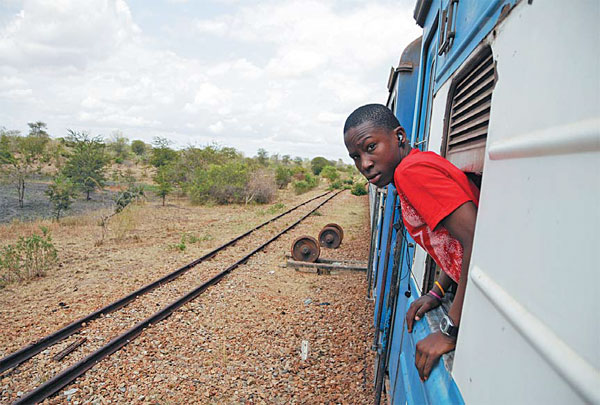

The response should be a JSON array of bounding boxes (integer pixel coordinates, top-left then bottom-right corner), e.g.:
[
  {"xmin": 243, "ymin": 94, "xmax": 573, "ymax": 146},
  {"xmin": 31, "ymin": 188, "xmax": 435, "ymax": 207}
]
[
  {"xmin": 293, "ymin": 180, "xmax": 310, "ymax": 195},
  {"xmin": 275, "ymin": 166, "xmax": 292, "ymax": 189},
  {"xmin": 329, "ymin": 180, "xmax": 343, "ymax": 190},
  {"xmin": 46, "ymin": 175, "xmax": 77, "ymax": 221},
  {"xmin": 170, "ymin": 232, "xmax": 212, "ymax": 251},
  {"xmin": 293, "ymin": 172, "xmax": 318, "ymax": 195},
  {"xmin": 351, "ymin": 181, "xmax": 368, "ymax": 196},
  {"xmin": 305, "ymin": 173, "xmax": 317, "ymax": 187},
  {"xmin": 189, "ymin": 162, "xmax": 249, "ymax": 204},
  {"xmin": 320, "ymin": 165, "xmax": 339, "ymax": 183},
  {"xmin": 131, "ymin": 140, "xmax": 146, "ymax": 156},
  {"xmin": 0, "ymin": 227, "xmax": 58, "ymax": 285},
  {"xmin": 114, "ymin": 184, "xmax": 145, "ymax": 213}
]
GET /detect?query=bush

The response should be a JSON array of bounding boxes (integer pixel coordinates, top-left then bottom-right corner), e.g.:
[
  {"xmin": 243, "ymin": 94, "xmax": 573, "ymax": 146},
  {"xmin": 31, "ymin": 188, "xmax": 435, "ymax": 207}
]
[
  {"xmin": 0, "ymin": 227, "xmax": 58, "ymax": 285},
  {"xmin": 293, "ymin": 180, "xmax": 311, "ymax": 195},
  {"xmin": 189, "ymin": 162, "xmax": 249, "ymax": 204},
  {"xmin": 310, "ymin": 156, "xmax": 331, "ymax": 175},
  {"xmin": 46, "ymin": 175, "xmax": 77, "ymax": 221},
  {"xmin": 114, "ymin": 184, "xmax": 145, "ymax": 213},
  {"xmin": 293, "ymin": 171, "xmax": 318, "ymax": 195},
  {"xmin": 329, "ymin": 180, "xmax": 343, "ymax": 190},
  {"xmin": 292, "ymin": 166, "xmax": 308, "ymax": 180},
  {"xmin": 131, "ymin": 140, "xmax": 146, "ymax": 156},
  {"xmin": 247, "ymin": 169, "xmax": 277, "ymax": 204},
  {"xmin": 275, "ymin": 166, "xmax": 292, "ymax": 189},
  {"xmin": 351, "ymin": 181, "xmax": 368, "ymax": 196},
  {"xmin": 320, "ymin": 165, "xmax": 339, "ymax": 183}
]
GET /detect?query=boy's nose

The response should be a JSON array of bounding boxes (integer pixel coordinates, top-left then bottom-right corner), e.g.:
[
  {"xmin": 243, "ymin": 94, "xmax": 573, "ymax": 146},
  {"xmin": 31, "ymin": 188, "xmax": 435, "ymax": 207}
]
[{"xmin": 361, "ymin": 157, "xmax": 374, "ymax": 172}]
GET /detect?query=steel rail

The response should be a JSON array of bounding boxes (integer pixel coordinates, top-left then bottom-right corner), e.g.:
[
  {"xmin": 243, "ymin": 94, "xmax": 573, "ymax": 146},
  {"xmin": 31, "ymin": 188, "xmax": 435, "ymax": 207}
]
[
  {"xmin": 15, "ymin": 190, "xmax": 343, "ymax": 404},
  {"xmin": 0, "ymin": 191, "xmax": 331, "ymax": 374}
]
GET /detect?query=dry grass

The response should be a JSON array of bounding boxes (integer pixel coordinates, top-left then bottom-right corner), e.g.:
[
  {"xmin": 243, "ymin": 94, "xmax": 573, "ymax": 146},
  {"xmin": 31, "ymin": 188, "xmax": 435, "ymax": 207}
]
[
  {"xmin": 0, "ymin": 187, "xmax": 347, "ymax": 348},
  {"xmin": 109, "ymin": 204, "xmax": 143, "ymax": 241}
]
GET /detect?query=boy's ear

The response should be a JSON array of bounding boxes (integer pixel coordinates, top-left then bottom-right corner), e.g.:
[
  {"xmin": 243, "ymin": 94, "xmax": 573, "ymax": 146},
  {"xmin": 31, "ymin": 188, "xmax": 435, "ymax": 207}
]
[{"xmin": 394, "ymin": 126, "xmax": 407, "ymax": 144}]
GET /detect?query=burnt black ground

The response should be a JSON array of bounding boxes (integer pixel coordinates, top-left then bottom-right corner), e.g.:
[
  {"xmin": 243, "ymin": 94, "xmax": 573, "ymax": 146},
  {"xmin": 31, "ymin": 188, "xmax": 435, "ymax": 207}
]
[{"xmin": 0, "ymin": 179, "xmax": 119, "ymax": 224}]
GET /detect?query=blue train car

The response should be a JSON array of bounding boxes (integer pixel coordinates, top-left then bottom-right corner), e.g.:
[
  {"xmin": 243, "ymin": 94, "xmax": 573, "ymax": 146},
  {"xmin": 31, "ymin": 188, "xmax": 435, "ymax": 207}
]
[{"xmin": 367, "ymin": 1, "xmax": 599, "ymax": 403}]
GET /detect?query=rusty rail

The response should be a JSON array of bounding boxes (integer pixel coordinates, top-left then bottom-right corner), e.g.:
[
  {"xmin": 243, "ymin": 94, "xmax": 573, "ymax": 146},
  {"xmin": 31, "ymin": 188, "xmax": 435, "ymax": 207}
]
[
  {"xmin": 14, "ymin": 190, "xmax": 343, "ymax": 404},
  {"xmin": 0, "ymin": 191, "xmax": 331, "ymax": 374}
]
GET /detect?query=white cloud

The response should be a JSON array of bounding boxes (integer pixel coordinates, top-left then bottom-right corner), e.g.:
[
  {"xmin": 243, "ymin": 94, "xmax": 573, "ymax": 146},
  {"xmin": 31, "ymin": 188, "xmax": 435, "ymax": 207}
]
[
  {"xmin": 0, "ymin": 0, "xmax": 421, "ymax": 161},
  {"xmin": 208, "ymin": 121, "xmax": 224, "ymax": 134},
  {"xmin": 0, "ymin": 0, "xmax": 140, "ymax": 70},
  {"xmin": 0, "ymin": 88, "xmax": 33, "ymax": 98}
]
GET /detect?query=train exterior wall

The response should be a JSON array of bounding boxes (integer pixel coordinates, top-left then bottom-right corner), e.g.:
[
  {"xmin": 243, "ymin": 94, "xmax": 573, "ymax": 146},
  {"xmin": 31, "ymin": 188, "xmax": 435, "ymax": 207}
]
[
  {"xmin": 368, "ymin": 0, "xmax": 599, "ymax": 403},
  {"xmin": 452, "ymin": 1, "xmax": 600, "ymax": 403}
]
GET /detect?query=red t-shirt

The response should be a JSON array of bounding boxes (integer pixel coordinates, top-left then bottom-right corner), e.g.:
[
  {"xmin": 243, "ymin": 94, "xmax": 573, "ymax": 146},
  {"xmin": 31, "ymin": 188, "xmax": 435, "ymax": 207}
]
[{"xmin": 393, "ymin": 149, "xmax": 479, "ymax": 282}]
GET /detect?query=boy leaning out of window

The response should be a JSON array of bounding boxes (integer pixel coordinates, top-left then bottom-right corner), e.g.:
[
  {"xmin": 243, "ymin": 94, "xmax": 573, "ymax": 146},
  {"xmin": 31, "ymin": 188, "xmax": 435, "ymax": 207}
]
[{"xmin": 343, "ymin": 104, "xmax": 479, "ymax": 381}]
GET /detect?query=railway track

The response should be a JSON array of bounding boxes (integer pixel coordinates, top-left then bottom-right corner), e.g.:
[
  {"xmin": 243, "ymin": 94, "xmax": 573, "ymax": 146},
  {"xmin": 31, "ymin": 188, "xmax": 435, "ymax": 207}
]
[{"xmin": 1, "ymin": 190, "xmax": 343, "ymax": 404}]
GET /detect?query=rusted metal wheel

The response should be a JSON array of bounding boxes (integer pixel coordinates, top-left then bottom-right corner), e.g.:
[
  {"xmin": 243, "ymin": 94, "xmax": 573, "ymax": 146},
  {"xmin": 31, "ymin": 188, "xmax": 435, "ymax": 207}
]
[
  {"xmin": 324, "ymin": 223, "xmax": 344, "ymax": 242},
  {"xmin": 318, "ymin": 226, "xmax": 342, "ymax": 249},
  {"xmin": 291, "ymin": 236, "xmax": 321, "ymax": 262}
]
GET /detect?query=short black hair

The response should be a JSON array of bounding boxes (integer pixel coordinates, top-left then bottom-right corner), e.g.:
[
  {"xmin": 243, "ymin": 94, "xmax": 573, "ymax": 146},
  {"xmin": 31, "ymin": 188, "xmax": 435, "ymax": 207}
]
[{"xmin": 343, "ymin": 104, "xmax": 400, "ymax": 134}]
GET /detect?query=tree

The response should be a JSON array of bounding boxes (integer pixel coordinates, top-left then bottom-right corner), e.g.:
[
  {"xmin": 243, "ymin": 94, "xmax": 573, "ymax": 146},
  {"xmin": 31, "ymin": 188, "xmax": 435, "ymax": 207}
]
[
  {"xmin": 131, "ymin": 140, "xmax": 146, "ymax": 156},
  {"xmin": 0, "ymin": 125, "xmax": 49, "ymax": 208},
  {"xmin": 62, "ymin": 130, "xmax": 109, "ymax": 200},
  {"xmin": 256, "ymin": 148, "xmax": 269, "ymax": 166},
  {"xmin": 150, "ymin": 137, "xmax": 178, "ymax": 168},
  {"xmin": 270, "ymin": 153, "xmax": 280, "ymax": 165},
  {"xmin": 27, "ymin": 121, "xmax": 50, "ymax": 138},
  {"xmin": 153, "ymin": 165, "xmax": 174, "ymax": 206},
  {"xmin": 320, "ymin": 165, "xmax": 339, "ymax": 183},
  {"xmin": 310, "ymin": 156, "xmax": 330, "ymax": 175},
  {"xmin": 45, "ymin": 175, "xmax": 77, "ymax": 221},
  {"xmin": 108, "ymin": 131, "xmax": 130, "ymax": 163}
]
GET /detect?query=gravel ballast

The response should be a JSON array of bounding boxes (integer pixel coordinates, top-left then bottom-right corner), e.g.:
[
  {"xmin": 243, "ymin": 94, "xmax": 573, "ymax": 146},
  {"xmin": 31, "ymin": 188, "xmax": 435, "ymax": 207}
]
[{"xmin": 1, "ymin": 189, "xmax": 375, "ymax": 404}]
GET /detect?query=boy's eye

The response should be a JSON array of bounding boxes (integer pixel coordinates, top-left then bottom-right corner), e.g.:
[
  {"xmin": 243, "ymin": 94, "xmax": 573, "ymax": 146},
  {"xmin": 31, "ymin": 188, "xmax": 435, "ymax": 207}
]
[{"xmin": 366, "ymin": 143, "xmax": 376, "ymax": 152}]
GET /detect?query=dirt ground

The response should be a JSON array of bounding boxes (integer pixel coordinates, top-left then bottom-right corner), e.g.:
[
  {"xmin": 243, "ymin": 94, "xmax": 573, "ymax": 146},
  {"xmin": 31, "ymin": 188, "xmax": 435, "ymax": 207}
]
[{"xmin": 0, "ymin": 187, "xmax": 375, "ymax": 404}]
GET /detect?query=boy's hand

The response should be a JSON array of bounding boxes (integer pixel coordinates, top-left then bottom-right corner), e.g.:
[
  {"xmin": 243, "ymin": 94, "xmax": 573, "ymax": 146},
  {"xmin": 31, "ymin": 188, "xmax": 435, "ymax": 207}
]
[
  {"xmin": 406, "ymin": 295, "xmax": 440, "ymax": 332},
  {"xmin": 415, "ymin": 331, "xmax": 456, "ymax": 381}
]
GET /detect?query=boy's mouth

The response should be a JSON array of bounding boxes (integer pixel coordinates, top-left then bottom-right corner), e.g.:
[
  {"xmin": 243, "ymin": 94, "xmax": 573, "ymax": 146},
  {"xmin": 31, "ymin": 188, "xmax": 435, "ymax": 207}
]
[{"xmin": 367, "ymin": 173, "xmax": 381, "ymax": 184}]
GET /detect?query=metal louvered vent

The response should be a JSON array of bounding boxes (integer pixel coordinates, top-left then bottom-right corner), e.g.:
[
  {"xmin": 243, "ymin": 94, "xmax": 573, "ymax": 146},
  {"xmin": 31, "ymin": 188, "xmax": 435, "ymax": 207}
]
[{"xmin": 444, "ymin": 49, "xmax": 495, "ymax": 172}]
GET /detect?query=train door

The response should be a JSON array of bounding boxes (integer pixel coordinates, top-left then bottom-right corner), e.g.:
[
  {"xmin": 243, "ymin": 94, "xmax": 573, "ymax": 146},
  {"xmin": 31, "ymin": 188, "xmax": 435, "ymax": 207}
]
[{"xmin": 379, "ymin": 37, "xmax": 422, "ymax": 403}]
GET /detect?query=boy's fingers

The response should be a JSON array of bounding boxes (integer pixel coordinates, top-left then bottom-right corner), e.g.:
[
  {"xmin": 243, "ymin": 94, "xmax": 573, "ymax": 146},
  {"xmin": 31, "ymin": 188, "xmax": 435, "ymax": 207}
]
[
  {"xmin": 406, "ymin": 304, "xmax": 416, "ymax": 332},
  {"xmin": 415, "ymin": 349, "xmax": 424, "ymax": 378},
  {"xmin": 406, "ymin": 303, "xmax": 422, "ymax": 332},
  {"xmin": 423, "ymin": 354, "xmax": 437, "ymax": 380},
  {"xmin": 416, "ymin": 352, "xmax": 427, "ymax": 381}
]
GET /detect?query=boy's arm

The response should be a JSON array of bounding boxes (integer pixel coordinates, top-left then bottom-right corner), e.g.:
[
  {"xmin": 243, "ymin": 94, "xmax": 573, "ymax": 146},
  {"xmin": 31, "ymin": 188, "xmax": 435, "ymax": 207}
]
[
  {"xmin": 406, "ymin": 271, "xmax": 453, "ymax": 332},
  {"xmin": 443, "ymin": 201, "xmax": 477, "ymax": 325},
  {"xmin": 413, "ymin": 201, "xmax": 477, "ymax": 381}
]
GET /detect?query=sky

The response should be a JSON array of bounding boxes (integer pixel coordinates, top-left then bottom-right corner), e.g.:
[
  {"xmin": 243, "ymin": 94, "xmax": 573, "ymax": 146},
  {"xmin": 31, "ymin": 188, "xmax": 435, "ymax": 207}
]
[{"xmin": 0, "ymin": 0, "xmax": 421, "ymax": 162}]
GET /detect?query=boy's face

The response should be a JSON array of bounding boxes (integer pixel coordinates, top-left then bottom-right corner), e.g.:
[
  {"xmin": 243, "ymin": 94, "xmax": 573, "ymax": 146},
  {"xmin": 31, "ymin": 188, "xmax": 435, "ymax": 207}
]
[{"xmin": 344, "ymin": 122, "xmax": 403, "ymax": 188}]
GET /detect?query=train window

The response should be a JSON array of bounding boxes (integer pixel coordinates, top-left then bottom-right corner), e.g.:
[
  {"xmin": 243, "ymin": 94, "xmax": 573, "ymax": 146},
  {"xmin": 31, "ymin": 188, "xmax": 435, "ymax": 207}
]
[
  {"xmin": 442, "ymin": 45, "xmax": 495, "ymax": 174},
  {"xmin": 422, "ymin": 46, "xmax": 494, "ymax": 300}
]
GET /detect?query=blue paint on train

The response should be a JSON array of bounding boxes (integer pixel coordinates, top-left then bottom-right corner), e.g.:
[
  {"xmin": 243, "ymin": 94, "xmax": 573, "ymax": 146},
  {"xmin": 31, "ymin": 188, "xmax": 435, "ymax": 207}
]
[
  {"xmin": 433, "ymin": 0, "xmax": 518, "ymax": 92},
  {"xmin": 369, "ymin": 0, "xmax": 519, "ymax": 402}
]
